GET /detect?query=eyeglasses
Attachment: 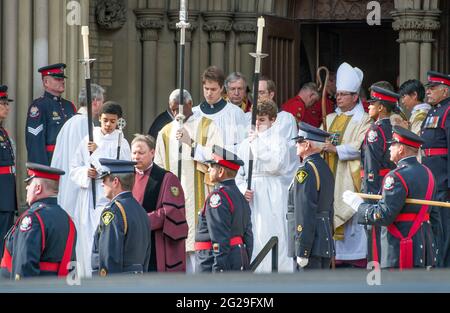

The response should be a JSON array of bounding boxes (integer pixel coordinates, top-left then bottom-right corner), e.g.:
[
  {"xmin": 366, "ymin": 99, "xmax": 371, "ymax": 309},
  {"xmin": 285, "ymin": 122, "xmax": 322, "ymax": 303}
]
[{"xmin": 336, "ymin": 92, "xmax": 355, "ymax": 98}]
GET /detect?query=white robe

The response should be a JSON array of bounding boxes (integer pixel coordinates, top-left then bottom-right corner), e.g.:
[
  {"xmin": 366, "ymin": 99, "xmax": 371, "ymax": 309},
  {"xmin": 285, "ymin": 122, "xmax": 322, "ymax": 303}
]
[
  {"xmin": 236, "ymin": 126, "xmax": 293, "ymax": 273},
  {"xmin": 70, "ymin": 127, "xmax": 131, "ymax": 277},
  {"xmin": 154, "ymin": 112, "xmax": 223, "ymax": 253},
  {"xmin": 193, "ymin": 100, "xmax": 248, "ymax": 153},
  {"xmin": 50, "ymin": 107, "xmax": 89, "ymax": 218},
  {"xmin": 245, "ymin": 110, "xmax": 300, "ymax": 187}
]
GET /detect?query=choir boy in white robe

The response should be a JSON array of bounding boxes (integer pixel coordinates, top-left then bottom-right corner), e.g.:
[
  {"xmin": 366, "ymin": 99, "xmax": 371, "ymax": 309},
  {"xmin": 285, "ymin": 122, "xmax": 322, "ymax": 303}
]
[
  {"xmin": 51, "ymin": 84, "xmax": 105, "ymax": 218},
  {"xmin": 236, "ymin": 99, "xmax": 293, "ymax": 273},
  {"xmin": 70, "ymin": 101, "xmax": 131, "ymax": 277}
]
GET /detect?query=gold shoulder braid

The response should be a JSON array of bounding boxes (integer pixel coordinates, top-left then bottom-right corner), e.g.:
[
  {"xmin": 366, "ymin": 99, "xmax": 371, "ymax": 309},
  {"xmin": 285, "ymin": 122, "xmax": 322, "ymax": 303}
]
[
  {"xmin": 306, "ymin": 160, "xmax": 320, "ymax": 191},
  {"xmin": 114, "ymin": 201, "xmax": 128, "ymax": 235}
]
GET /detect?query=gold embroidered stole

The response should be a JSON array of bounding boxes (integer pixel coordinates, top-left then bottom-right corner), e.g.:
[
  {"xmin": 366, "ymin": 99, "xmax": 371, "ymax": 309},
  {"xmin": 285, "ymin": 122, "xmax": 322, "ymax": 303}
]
[
  {"xmin": 327, "ymin": 114, "xmax": 352, "ymax": 241},
  {"xmin": 194, "ymin": 117, "xmax": 212, "ymax": 225},
  {"xmin": 326, "ymin": 114, "xmax": 352, "ymax": 175}
]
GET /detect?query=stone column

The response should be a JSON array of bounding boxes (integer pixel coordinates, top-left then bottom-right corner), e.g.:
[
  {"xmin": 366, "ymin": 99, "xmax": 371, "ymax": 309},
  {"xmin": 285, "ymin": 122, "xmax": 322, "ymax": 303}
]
[
  {"xmin": 420, "ymin": 11, "xmax": 441, "ymax": 81},
  {"xmin": 203, "ymin": 12, "xmax": 233, "ymax": 70},
  {"xmin": 135, "ymin": 9, "xmax": 164, "ymax": 131},
  {"xmin": 33, "ymin": 0, "xmax": 48, "ymax": 99},
  {"xmin": 2, "ymin": 0, "xmax": 18, "ymax": 135},
  {"xmin": 233, "ymin": 13, "xmax": 257, "ymax": 83},
  {"xmin": 392, "ymin": 9, "xmax": 441, "ymax": 84},
  {"xmin": 168, "ymin": 10, "xmax": 199, "ymax": 93},
  {"xmin": 17, "ymin": 0, "xmax": 33, "ymax": 210}
]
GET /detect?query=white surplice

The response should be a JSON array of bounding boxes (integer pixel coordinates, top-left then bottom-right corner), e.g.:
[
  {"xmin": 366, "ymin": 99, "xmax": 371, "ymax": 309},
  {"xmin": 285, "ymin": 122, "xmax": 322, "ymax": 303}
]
[
  {"xmin": 193, "ymin": 100, "xmax": 248, "ymax": 153},
  {"xmin": 70, "ymin": 127, "xmax": 131, "ymax": 277},
  {"xmin": 236, "ymin": 126, "xmax": 294, "ymax": 273},
  {"xmin": 50, "ymin": 107, "xmax": 89, "ymax": 218}
]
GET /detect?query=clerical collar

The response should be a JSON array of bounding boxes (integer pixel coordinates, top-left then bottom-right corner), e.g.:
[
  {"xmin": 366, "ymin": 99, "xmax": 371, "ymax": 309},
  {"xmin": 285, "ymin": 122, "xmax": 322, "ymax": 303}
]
[
  {"xmin": 200, "ymin": 98, "xmax": 227, "ymax": 114},
  {"xmin": 136, "ymin": 163, "xmax": 153, "ymax": 175}
]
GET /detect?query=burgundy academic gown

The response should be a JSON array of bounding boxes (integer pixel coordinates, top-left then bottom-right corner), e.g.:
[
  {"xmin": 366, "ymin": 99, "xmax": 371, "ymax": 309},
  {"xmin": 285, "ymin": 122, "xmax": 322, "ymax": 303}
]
[{"xmin": 135, "ymin": 164, "xmax": 188, "ymax": 272}]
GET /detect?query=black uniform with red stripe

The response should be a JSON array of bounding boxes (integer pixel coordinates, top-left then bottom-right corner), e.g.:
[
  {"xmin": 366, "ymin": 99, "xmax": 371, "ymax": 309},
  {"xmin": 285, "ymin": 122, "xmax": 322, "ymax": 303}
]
[
  {"xmin": 360, "ymin": 118, "xmax": 396, "ymax": 195},
  {"xmin": 195, "ymin": 179, "xmax": 253, "ymax": 272},
  {"xmin": 25, "ymin": 91, "xmax": 76, "ymax": 165},
  {"xmin": 356, "ymin": 156, "xmax": 437, "ymax": 269},
  {"xmin": 420, "ymin": 96, "xmax": 450, "ymax": 266},
  {"xmin": 0, "ymin": 197, "xmax": 76, "ymax": 279},
  {"xmin": 0, "ymin": 126, "xmax": 17, "ymax": 258}
]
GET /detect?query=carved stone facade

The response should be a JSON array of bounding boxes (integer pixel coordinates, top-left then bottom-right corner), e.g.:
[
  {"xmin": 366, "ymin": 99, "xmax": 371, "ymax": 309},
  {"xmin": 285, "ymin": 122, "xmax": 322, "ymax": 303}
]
[
  {"xmin": 391, "ymin": 1, "xmax": 442, "ymax": 83},
  {"xmin": 297, "ymin": 0, "xmax": 395, "ymax": 20},
  {"xmin": 1, "ymin": 0, "xmax": 449, "ymax": 209},
  {"xmin": 95, "ymin": 0, "xmax": 127, "ymax": 30}
]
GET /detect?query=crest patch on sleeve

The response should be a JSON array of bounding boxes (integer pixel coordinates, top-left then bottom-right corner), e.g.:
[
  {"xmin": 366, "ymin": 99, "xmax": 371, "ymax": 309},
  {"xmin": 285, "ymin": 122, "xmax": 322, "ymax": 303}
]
[
  {"xmin": 383, "ymin": 176, "xmax": 395, "ymax": 191},
  {"xmin": 367, "ymin": 130, "xmax": 378, "ymax": 143},
  {"xmin": 296, "ymin": 170, "xmax": 308, "ymax": 184},
  {"xmin": 19, "ymin": 215, "xmax": 32, "ymax": 232},
  {"xmin": 209, "ymin": 193, "xmax": 222, "ymax": 208},
  {"xmin": 101, "ymin": 211, "xmax": 115, "ymax": 226}
]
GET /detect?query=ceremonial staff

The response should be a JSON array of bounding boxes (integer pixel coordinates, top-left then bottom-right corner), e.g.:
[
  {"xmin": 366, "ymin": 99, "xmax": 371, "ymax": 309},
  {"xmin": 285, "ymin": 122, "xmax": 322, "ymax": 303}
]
[
  {"xmin": 356, "ymin": 193, "xmax": 450, "ymax": 208},
  {"xmin": 316, "ymin": 66, "xmax": 330, "ymax": 130},
  {"xmin": 247, "ymin": 17, "xmax": 268, "ymax": 190},
  {"xmin": 116, "ymin": 118, "xmax": 127, "ymax": 159},
  {"xmin": 81, "ymin": 26, "xmax": 97, "ymax": 208},
  {"xmin": 176, "ymin": 0, "xmax": 190, "ymax": 179}
]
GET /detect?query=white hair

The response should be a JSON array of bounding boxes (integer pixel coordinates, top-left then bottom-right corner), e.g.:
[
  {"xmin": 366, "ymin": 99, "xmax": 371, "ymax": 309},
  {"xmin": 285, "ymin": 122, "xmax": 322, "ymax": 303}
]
[
  {"xmin": 169, "ymin": 89, "xmax": 192, "ymax": 104},
  {"xmin": 308, "ymin": 140, "xmax": 325, "ymax": 149}
]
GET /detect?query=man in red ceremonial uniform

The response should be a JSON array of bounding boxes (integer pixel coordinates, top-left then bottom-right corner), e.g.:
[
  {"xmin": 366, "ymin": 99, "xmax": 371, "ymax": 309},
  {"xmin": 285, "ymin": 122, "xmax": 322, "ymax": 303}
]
[{"xmin": 343, "ymin": 126, "xmax": 437, "ymax": 269}]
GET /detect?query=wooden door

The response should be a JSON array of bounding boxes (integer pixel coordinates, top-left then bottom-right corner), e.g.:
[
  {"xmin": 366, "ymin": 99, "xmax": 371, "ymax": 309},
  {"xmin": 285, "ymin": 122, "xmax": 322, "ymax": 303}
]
[{"xmin": 262, "ymin": 15, "xmax": 301, "ymax": 106}]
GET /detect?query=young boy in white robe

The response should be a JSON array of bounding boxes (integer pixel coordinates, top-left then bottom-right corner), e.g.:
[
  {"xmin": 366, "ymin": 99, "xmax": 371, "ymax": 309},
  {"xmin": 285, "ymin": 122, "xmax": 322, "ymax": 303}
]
[
  {"xmin": 236, "ymin": 99, "xmax": 293, "ymax": 273},
  {"xmin": 70, "ymin": 101, "xmax": 131, "ymax": 278}
]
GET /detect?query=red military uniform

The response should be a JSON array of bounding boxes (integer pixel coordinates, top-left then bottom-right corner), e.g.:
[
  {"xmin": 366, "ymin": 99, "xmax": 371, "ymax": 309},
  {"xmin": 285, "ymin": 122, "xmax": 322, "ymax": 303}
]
[
  {"xmin": 304, "ymin": 97, "xmax": 335, "ymax": 128},
  {"xmin": 281, "ymin": 96, "xmax": 306, "ymax": 124}
]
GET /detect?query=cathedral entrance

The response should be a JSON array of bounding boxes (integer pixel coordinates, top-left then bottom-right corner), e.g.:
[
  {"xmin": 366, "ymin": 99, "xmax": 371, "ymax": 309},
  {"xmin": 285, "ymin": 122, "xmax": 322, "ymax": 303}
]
[{"xmin": 300, "ymin": 22, "xmax": 400, "ymax": 94}]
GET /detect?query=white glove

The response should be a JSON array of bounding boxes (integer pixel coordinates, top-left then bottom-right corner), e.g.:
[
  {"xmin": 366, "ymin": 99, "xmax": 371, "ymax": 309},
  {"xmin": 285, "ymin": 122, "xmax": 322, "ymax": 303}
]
[
  {"xmin": 342, "ymin": 190, "xmax": 364, "ymax": 212},
  {"xmin": 297, "ymin": 257, "xmax": 309, "ymax": 268}
]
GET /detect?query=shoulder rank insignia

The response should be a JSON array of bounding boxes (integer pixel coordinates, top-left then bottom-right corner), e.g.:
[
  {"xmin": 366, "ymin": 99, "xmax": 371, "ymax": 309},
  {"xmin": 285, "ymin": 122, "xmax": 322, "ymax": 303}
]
[
  {"xmin": 296, "ymin": 170, "xmax": 308, "ymax": 184},
  {"xmin": 101, "ymin": 211, "xmax": 115, "ymax": 226},
  {"xmin": 19, "ymin": 216, "xmax": 32, "ymax": 232},
  {"xmin": 170, "ymin": 186, "xmax": 180, "ymax": 197},
  {"xmin": 368, "ymin": 130, "xmax": 378, "ymax": 143},
  {"xmin": 383, "ymin": 176, "xmax": 395, "ymax": 191},
  {"xmin": 209, "ymin": 193, "xmax": 222, "ymax": 208},
  {"xmin": 29, "ymin": 106, "xmax": 40, "ymax": 118}
]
